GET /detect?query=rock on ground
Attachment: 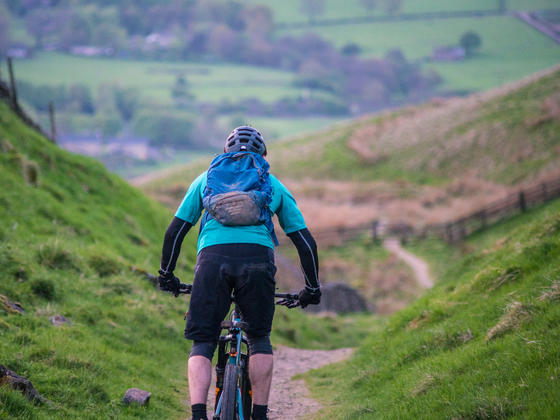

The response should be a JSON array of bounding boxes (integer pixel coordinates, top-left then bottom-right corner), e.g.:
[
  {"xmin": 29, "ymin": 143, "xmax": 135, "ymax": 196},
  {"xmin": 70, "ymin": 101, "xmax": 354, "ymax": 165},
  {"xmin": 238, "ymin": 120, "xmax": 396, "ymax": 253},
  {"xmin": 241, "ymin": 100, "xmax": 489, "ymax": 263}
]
[
  {"xmin": 123, "ymin": 388, "xmax": 152, "ymax": 406},
  {"xmin": 0, "ymin": 365, "xmax": 49, "ymax": 404}
]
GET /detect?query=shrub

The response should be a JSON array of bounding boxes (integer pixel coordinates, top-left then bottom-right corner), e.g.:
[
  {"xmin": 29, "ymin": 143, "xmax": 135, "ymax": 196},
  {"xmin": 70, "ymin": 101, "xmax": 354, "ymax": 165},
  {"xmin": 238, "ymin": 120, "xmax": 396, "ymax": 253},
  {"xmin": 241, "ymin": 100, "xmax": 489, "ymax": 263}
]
[
  {"xmin": 88, "ymin": 253, "xmax": 121, "ymax": 277},
  {"xmin": 31, "ymin": 278, "xmax": 56, "ymax": 300},
  {"xmin": 38, "ymin": 242, "xmax": 76, "ymax": 270}
]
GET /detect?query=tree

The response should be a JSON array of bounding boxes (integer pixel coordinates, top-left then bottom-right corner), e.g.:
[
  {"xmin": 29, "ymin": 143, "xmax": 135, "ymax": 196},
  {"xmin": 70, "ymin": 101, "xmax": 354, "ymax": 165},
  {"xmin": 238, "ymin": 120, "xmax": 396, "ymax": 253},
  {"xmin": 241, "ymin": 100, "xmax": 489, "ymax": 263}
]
[
  {"xmin": 171, "ymin": 75, "xmax": 195, "ymax": 107},
  {"xmin": 300, "ymin": 0, "xmax": 326, "ymax": 24},
  {"xmin": 341, "ymin": 43, "xmax": 362, "ymax": 56},
  {"xmin": 382, "ymin": 0, "xmax": 402, "ymax": 15},
  {"xmin": 460, "ymin": 31, "xmax": 482, "ymax": 57},
  {"xmin": 360, "ymin": 0, "xmax": 377, "ymax": 15},
  {"xmin": 114, "ymin": 87, "xmax": 140, "ymax": 121}
]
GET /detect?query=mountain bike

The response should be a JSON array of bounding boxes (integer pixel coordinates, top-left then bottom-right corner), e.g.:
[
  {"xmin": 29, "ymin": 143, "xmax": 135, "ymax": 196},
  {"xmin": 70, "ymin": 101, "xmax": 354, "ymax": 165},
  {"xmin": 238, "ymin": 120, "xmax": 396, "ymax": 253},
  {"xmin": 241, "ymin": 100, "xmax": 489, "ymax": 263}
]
[{"xmin": 177, "ymin": 283, "xmax": 299, "ymax": 420}]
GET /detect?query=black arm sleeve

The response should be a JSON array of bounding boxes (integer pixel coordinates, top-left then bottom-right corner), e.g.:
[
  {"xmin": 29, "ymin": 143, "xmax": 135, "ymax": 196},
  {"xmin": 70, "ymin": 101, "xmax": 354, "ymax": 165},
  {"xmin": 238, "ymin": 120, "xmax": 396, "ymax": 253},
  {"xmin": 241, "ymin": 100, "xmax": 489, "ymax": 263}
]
[
  {"xmin": 287, "ymin": 228, "xmax": 320, "ymax": 292},
  {"xmin": 159, "ymin": 217, "xmax": 192, "ymax": 275}
]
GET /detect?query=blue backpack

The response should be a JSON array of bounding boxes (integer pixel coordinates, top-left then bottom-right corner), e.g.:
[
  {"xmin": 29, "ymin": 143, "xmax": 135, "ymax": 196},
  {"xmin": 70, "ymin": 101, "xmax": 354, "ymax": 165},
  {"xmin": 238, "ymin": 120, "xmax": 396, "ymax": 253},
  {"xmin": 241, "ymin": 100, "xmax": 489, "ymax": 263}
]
[{"xmin": 201, "ymin": 151, "xmax": 279, "ymax": 246}]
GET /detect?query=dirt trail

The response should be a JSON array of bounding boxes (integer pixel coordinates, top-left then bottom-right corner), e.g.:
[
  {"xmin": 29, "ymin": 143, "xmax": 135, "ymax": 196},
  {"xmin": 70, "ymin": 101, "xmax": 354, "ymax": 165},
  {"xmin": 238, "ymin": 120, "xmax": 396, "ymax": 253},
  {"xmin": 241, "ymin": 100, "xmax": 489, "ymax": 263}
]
[
  {"xmin": 383, "ymin": 237, "xmax": 433, "ymax": 288},
  {"xmin": 204, "ymin": 346, "xmax": 353, "ymax": 419},
  {"xmin": 268, "ymin": 346, "xmax": 353, "ymax": 419}
]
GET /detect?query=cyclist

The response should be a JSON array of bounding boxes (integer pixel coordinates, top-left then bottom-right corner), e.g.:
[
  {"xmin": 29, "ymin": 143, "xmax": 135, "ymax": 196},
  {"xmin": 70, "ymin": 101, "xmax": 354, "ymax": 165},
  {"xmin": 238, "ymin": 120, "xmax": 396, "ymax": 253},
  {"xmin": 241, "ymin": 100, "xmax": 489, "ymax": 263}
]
[{"xmin": 157, "ymin": 126, "xmax": 321, "ymax": 420}]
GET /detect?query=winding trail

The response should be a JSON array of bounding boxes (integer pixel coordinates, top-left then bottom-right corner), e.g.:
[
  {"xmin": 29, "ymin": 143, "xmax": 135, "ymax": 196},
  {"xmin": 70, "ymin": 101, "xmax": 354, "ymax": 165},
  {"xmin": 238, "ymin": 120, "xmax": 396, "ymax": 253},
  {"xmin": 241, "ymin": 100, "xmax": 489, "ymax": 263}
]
[{"xmin": 383, "ymin": 237, "xmax": 433, "ymax": 288}]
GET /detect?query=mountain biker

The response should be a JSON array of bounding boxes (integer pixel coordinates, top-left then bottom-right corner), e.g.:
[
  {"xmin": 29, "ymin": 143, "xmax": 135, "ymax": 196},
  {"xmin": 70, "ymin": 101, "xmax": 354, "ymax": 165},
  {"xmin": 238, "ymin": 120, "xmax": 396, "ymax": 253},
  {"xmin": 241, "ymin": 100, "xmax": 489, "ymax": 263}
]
[{"xmin": 157, "ymin": 126, "xmax": 321, "ymax": 420}]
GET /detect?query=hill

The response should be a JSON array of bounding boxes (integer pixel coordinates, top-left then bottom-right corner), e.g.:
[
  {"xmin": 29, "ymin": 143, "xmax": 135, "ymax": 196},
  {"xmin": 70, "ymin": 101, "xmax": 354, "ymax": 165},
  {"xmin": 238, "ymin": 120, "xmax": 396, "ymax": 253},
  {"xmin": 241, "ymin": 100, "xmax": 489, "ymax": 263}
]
[
  {"xmin": 0, "ymin": 101, "xmax": 374, "ymax": 418},
  {"xmin": 140, "ymin": 65, "xmax": 560, "ymax": 231},
  {"xmin": 304, "ymin": 196, "xmax": 560, "ymax": 419},
  {"xmin": 138, "ymin": 65, "xmax": 560, "ymax": 312}
]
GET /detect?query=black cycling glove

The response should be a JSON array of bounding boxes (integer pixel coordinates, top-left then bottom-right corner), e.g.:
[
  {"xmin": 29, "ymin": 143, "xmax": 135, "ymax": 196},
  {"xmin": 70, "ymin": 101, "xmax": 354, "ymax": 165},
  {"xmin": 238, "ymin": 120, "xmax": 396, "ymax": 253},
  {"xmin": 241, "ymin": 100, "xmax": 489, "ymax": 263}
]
[
  {"xmin": 298, "ymin": 288, "xmax": 321, "ymax": 308},
  {"xmin": 158, "ymin": 270, "xmax": 181, "ymax": 297}
]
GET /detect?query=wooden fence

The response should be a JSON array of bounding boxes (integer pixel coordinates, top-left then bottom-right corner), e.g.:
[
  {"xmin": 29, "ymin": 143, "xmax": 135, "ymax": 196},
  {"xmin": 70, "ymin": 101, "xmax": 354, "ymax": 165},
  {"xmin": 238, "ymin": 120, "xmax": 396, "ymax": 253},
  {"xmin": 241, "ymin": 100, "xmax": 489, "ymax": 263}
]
[{"xmin": 288, "ymin": 176, "xmax": 560, "ymax": 247}]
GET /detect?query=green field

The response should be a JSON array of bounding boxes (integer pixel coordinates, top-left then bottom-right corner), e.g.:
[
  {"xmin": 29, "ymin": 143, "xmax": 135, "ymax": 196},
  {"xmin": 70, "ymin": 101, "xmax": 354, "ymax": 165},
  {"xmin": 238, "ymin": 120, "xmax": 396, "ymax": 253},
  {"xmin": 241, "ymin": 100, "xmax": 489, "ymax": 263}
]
[
  {"xmin": 281, "ymin": 15, "xmax": 560, "ymax": 92},
  {"xmin": 250, "ymin": 0, "xmax": 558, "ymax": 24},
  {"xmin": 305, "ymin": 197, "xmax": 560, "ymax": 419},
  {"xmin": 4, "ymin": 52, "xmax": 303, "ymax": 105}
]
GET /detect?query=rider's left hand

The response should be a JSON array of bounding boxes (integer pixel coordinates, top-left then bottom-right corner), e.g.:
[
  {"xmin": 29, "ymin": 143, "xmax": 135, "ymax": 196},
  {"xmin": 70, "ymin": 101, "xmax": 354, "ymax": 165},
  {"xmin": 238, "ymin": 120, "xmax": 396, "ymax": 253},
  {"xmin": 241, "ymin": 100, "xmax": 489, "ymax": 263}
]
[{"xmin": 158, "ymin": 270, "xmax": 181, "ymax": 297}]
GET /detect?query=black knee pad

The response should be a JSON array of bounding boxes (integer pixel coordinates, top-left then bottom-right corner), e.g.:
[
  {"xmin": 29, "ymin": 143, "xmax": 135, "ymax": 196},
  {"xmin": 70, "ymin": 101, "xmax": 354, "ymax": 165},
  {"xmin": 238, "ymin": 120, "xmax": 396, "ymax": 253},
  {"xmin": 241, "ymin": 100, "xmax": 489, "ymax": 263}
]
[
  {"xmin": 190, "ymin": 341, "xmax": 217, "ymax": 361},
  {"xmin": 247, "ymin": 335, "xmax": 272, "ymax": 355}
]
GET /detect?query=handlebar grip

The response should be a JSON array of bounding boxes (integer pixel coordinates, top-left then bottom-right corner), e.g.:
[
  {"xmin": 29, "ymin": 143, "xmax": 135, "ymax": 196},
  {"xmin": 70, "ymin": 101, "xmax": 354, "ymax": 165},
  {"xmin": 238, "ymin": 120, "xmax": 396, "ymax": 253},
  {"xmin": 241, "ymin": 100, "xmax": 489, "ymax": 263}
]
[
  {"xmin": 178, "ymin": 283, "xmax": 192, "ymax": 294},
  {"xmin": 274, "ymin": 293, "xmax": 299, "ymax": 300}
]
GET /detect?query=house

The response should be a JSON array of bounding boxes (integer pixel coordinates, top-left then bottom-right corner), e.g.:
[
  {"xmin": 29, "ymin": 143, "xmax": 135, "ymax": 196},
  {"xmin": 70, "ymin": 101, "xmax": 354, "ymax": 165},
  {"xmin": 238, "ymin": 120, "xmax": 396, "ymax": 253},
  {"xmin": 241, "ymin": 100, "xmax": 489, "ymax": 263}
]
[{"xmin": 431, "ymin": 46, "xmax": 466, "ymax": 62}]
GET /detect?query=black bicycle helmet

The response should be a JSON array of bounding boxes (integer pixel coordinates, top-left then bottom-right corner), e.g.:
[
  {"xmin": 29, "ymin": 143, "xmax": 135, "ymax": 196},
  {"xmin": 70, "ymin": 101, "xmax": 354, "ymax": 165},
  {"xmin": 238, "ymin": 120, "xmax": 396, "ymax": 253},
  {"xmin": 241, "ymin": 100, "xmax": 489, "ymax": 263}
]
[{"xmin": 224, "ymin": 126, "xmax": 267, "ymax": 156}]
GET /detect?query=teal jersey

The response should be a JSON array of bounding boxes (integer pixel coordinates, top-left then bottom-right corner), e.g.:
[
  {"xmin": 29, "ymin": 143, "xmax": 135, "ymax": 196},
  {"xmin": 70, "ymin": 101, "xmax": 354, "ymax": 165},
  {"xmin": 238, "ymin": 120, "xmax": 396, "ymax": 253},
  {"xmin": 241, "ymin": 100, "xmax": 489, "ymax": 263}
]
[{"xmin": 175, "ymin": 171, "xmax": 306, "ymax": 253}]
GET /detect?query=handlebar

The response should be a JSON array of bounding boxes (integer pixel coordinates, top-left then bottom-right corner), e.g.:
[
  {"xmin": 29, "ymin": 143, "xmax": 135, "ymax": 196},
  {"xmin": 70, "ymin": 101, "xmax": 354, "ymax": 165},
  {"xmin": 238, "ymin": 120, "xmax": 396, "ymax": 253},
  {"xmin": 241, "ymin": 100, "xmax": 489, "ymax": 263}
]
[{"xmin": 175, "ymin": 283, "xmax": 299, "ymax": 307}]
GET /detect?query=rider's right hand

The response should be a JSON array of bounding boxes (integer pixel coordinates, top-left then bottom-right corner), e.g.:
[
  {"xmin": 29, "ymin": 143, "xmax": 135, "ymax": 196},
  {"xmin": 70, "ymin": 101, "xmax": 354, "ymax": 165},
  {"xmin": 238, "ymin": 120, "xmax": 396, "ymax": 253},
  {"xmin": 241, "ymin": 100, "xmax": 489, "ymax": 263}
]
[
  {"xmin": 158, "ymin": 270, "xmax": 181, "ymax": 297},
  {"xmin": 298, "ymin": 288, "xmax": 321, "ymax": 308}
]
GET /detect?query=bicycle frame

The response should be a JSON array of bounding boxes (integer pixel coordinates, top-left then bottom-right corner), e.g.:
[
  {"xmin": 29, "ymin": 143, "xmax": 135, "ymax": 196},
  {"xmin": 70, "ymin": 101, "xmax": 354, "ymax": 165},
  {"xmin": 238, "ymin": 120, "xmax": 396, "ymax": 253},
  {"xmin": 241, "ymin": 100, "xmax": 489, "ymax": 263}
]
[
  {"xmin": 175, "ymin": 284, "xmax": 298, "ymax": 420},
  {"xmin": 213, "ymin": 304, "xmax": 250, "ymax": 420}
]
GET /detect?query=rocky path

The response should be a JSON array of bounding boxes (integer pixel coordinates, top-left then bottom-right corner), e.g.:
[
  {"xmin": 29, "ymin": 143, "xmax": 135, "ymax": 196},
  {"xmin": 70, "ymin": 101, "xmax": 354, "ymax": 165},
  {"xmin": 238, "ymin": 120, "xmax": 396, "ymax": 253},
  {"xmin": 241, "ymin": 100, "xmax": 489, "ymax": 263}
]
[
  {"xmin": 268, "ymin": 346, "xmax": 353, "ymax": 419},
  {"xmin": 383, "ymin": 237, "xmax": 433, "ymax": 288},
  {"xmin": 204, "ymin": 346, "xmax": 353, "ymax": 419}
]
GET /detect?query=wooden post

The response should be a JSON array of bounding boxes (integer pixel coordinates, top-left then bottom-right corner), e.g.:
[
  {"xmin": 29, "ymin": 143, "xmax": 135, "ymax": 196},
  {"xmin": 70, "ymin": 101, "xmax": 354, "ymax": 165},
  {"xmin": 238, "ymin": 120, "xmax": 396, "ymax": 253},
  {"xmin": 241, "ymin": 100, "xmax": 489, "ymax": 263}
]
[
  {"xmin": 498, "ymin": 0, "xmax": 506, "ymax": 13},
  {"xmin": 7, "ymin": 58, "xmax": 18, "ymax": 108},
  {"xmin": 480, "ymin": 209, "xmax": 487, "ymax": 229},
  {"xmin": 445, "ymin": 223, "xmax": 453, "ymax": 243},
  {"xmin": 519, "ymin": 191, "xmax": 527, "ymax": 212},
  {"xmin": 48, "ymin": 102, "xmax": 57, "ymax": 143},
  {"xmin": 371, "ymin": 220, "xmax": 379, "ymax": 242}
]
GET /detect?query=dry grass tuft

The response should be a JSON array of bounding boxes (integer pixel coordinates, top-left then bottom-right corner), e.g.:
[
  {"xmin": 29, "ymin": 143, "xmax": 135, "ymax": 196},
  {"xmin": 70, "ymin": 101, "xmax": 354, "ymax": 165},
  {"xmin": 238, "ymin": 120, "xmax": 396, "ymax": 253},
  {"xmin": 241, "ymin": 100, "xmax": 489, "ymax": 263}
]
[
  {"xmin": 22, "ymin": 158, "xmax": 40, "ymax": 186},
  {"xmin": 485, "ymin": 301, "xmax": 531, "ymax": 342},
  {"xmin": 407, "ymin": 311, "xmax": 432, "ymax": 330},
  {"xmin": 411, "ymin": 373, "xmax": 437, "ymax": 396},
  {"xmin": 538, "ymin": 281, "xmax": 560, "ymax": 302}
]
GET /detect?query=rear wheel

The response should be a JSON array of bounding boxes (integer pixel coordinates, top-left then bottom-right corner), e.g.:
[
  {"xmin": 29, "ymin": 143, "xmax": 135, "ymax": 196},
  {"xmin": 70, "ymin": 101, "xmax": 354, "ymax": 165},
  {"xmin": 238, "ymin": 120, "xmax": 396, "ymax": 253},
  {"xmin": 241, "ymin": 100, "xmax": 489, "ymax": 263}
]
[
  {"xmin": 220, "ymin": 364, "xmax": 238, "ymax": 420},
  {"xmin": 240, "ymin": 354, "xmax": 252, "ymax": 419}
]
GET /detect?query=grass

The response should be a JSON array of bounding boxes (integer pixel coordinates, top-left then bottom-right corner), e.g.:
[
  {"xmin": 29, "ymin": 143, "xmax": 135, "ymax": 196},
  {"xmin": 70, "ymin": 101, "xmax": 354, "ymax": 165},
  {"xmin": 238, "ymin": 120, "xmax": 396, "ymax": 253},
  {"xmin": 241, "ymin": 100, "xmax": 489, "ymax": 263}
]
[
  {"xmin": 252, "ymin": 0, "xmax": 558, "ymax": 24},
  {"xmin": 281, "ymin": 15, "xmax": 560, "ymax": 93},
  {"xmin": 269, "ymin": 67, "xmax": 560, "ymax": 185},
  {"xmin": 304, "ymin": 197, "xmax": 560, "ymax": 419},
  {"xmin": 0, "ymin": 101, "xmax": 377, "ymax": 419},
  {"xmin": 3, "ymin": 52, "xmax": 303, "ymax": 105}
]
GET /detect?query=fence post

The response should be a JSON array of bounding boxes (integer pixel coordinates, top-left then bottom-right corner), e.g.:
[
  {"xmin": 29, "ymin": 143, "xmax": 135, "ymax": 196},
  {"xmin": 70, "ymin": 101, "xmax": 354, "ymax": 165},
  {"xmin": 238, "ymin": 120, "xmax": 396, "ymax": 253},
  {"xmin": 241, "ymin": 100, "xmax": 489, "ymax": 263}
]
[
  {"xmin": 445, "ymin": 223, "xmax": 453, "ymax": 243},
  {"xmin": 519, "ymin": 191, "xmax": 527, "ymax": 212},
  {"xmin": 48, "ymin": 102, "xmax": 57, "ymax": 143},
  {"xmin": 498, "ymin": 0, "xmax": 506, "ymax": 13},
  {"xmin": 371, "ymin": 220, "xmax": 379, "ymax": 242},
  {"xmin": 7, "ymin": 57, "xmax": 18, "ymax": 109},
  {"xmin": 480, "ymin": 209, "xmax": 487, "ymax": 229},
  {"xmin": 541, "ymin": 183, "xmax": 548, "ymax": 202}
]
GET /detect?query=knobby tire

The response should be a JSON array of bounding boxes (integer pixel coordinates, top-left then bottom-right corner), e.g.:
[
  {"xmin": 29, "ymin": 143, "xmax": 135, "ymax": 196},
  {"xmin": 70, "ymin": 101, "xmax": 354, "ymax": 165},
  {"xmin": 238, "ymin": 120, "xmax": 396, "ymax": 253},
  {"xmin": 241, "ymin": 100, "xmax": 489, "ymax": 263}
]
[
  {"xmin": 240, "ymin": 354, "xmax": 252, "ymax": 419},
  {"xmin": 220, "ymin": 363, "xmax": 238, "ymax": 420}
]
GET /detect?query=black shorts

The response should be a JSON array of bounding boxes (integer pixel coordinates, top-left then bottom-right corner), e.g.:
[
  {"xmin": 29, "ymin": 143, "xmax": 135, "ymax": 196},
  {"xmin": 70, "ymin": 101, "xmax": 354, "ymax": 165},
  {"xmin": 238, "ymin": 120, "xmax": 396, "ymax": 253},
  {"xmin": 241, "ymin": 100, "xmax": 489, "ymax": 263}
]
[{"xmin": 184, "ymin": 244, "xmax": 277, "ymax": 342}]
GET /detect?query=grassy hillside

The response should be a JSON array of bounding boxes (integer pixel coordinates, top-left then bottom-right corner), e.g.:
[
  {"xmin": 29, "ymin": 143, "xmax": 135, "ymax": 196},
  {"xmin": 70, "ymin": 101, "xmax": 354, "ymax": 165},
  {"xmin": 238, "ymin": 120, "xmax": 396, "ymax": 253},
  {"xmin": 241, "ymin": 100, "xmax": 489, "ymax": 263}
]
[
  {"xmin": 0, "ymin": 102, "xmax": 375, "ymax": 419},
  {"xmin": 305, "ymin": 197, "xmax": 560, "ymax": 419},
  {"xmin": 141, "ymin": 66, "xmax": 560, "ymax": 229},
  {"xmin": 138, "ymin": 66, "xmax": 560, "ymax": 312}
]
